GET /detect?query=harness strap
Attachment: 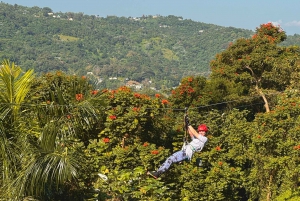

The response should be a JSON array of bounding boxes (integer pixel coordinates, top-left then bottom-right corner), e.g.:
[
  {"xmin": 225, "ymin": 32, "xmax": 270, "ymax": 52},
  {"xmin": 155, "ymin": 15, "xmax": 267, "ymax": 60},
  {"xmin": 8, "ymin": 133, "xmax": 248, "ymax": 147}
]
[
  {"xmin": 189, "ymin": 143, "xmax": 203, "ymax": 153},
  {"xmin": 190, "ymin": 144, "xmax": 197, "ymax": 152}
]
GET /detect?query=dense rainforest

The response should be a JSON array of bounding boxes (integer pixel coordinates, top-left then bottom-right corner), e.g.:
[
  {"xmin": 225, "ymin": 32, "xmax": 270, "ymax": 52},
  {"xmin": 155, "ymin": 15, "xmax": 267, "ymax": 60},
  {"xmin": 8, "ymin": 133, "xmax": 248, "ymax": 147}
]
[
  {"xmin": 1, "ymin": 2, "xmax": 300, "ymax": 201},
  {"xmin": 1, "ymin": 2, "xmax": 300, "ymax": 90}
]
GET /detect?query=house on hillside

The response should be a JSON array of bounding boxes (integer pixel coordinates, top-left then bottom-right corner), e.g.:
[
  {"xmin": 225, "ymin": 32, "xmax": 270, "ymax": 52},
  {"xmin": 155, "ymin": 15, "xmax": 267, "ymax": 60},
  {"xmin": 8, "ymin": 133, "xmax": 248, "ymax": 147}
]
[{"xmin": 126, "ymin": 80, "xmax": 142, "ymax": 90}]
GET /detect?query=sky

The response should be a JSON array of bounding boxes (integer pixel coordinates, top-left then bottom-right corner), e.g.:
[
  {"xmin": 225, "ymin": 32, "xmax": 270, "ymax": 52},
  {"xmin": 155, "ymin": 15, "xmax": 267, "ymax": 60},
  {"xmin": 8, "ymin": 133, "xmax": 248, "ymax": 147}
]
[{"xmin": 2, "ymin": 0, "xmax": 300, "ymax": 35}]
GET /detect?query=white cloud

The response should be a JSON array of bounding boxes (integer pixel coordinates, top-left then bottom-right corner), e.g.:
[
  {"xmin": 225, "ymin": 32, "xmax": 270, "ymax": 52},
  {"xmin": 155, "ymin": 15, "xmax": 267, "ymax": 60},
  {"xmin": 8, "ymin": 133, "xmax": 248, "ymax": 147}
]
[
  {"xmin": 285, "ymin": 20, "xmax": 300, "ymax": 27},
  {"xmin": 269, "ymin": 20, "xmax": 282, "ymax": 27}
]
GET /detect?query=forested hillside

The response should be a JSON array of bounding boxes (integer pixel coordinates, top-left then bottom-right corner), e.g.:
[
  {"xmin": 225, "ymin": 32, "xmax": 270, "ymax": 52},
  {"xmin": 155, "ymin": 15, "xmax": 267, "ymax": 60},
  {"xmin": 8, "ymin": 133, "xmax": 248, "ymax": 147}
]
[
  {"xmin": 2, "ymin": 3, "xmax": 300, "ymax": 90},
  {"xmin": 0, "ymin": 2, "xmax": 256, "ymax": 89}
]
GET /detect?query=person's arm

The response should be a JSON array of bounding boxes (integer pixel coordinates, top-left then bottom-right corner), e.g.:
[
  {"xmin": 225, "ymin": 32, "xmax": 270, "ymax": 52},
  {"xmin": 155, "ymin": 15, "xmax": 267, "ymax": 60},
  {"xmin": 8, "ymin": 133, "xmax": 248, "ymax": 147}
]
[
  {"xmin": 187, "ymin": 125, "xmax": 201, "ymax": 139},
  {"xmin": 188, "ymin": 126, "xmax": 194, "ymax": 139}
]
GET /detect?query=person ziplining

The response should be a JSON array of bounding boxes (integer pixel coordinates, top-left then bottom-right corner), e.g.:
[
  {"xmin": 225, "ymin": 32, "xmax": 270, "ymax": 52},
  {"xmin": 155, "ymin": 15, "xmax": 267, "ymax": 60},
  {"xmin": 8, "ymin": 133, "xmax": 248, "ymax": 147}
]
[{"xmin": 147, "ymin": 112, "xmax": 209, "ymax": 179}]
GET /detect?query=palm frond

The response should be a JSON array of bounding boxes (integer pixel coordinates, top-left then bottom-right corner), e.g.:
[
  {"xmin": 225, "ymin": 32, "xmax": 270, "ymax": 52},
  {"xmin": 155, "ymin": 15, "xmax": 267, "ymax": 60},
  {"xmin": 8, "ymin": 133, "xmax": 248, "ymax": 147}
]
[
  {"xmin": 0, "ymin": 123, "xmax": 20, "ymax": 184},
  {"xmin": 0, "ymin": 59, "xmax": 34, "ymax": 122},
  {"xmin": 7, "ymin": 148, "xmax": 81, "ymax": 200}
]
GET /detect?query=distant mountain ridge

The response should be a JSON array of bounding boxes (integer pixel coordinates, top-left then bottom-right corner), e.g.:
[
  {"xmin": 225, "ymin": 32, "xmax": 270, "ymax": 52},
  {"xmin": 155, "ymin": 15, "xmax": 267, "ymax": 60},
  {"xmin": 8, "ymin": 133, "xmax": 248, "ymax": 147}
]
[{"xmin": 0, "ymin": 2, "xmax": 299, "ymax": 89}]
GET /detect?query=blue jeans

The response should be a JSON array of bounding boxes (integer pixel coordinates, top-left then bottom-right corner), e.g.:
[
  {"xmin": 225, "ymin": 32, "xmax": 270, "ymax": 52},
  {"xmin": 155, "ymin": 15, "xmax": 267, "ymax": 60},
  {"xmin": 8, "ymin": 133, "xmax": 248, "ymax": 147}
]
[{"xmin": 157, "ymin": 150, "xmax": 187, "ymax": 173}]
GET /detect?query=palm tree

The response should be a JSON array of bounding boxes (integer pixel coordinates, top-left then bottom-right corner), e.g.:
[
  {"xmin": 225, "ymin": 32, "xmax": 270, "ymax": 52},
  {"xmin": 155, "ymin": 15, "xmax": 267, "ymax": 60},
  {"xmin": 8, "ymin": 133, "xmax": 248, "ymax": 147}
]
[
  {"xmin": 2, "ymin": 70, "xmax": 103, "ymax": 200},
  {"xmin": 8, "ymin": 119, "xmax": 85, "ymax": 200},
  {"xmin": 0, "ymin": 59, "xmax": 34, "ymax": 191}
]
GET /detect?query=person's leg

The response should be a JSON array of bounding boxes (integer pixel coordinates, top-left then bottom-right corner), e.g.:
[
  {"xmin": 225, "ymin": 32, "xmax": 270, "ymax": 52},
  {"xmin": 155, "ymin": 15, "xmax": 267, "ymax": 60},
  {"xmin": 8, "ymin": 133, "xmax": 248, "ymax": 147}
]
[
  {"xmin": 157, "ymin": 150, "xmax": 186, "ymax": 174},
  {"xmin": 147, "ymin": 150, "xmax": 187, "ymax": 178}
]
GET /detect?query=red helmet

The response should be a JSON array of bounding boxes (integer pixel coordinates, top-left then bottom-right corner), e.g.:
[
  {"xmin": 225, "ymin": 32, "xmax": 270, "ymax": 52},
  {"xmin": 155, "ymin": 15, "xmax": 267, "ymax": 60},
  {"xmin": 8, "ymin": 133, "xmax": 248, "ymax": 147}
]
[{"xmin": 197, "ymin": 124, "xmax": 208, "ymax": 132}]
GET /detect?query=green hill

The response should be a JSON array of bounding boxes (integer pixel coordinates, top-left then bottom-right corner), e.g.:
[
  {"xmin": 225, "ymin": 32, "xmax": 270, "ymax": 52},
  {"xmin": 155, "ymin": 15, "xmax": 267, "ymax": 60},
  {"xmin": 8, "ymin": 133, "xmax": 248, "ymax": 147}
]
[{"xmin": 1, "ymin": 2, "xmax": 299, "ymax": 89}]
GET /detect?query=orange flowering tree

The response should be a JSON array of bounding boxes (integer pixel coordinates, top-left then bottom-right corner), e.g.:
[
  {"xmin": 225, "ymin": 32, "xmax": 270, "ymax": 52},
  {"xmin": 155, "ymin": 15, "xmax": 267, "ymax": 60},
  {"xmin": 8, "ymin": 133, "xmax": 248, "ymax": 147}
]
[
  {"xmin": 169, "ymin": 76, "xmax": 209, "ymax": 109},
  {"xmin": 246, "ymin": 90, "xmax": 300, "ymax": 201},
  {"xmin": 209, "ymin": 23, "xmax": 300, "ymax": 113},
  {"xmin": 82, "ymin": 86, "xmax": 177, "ymax": 200},
  {"xmin": 98, "ymin": 86, "xmax": 174, "ymax": 147}
]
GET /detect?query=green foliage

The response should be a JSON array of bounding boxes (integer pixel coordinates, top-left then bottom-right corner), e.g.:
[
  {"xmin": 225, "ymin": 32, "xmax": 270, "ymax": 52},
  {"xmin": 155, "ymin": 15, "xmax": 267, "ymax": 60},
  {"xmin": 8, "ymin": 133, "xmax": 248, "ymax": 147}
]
[
  {"xmin": 31, "ymin": 72, "xmax": 106, "ymax": 143},
  {"xmin": 275, "ymin": 188, "xmax": 300, "ymax": 201},
  {"xmin": 84, "ymin": 140, "xmax": 173, "ymax": 200}
]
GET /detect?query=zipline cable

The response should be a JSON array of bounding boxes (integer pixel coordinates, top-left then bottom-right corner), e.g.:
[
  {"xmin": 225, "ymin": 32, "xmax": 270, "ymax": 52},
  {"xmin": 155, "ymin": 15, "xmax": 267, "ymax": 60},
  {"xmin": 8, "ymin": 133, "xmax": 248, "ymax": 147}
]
[{"xmin": 0, "ymin": 88, "xmax": 294, "ymax": 112}]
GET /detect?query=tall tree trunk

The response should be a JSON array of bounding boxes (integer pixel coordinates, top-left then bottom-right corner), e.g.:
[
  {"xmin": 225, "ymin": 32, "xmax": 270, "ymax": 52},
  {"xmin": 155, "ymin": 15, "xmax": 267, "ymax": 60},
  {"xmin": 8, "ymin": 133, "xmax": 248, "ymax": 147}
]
[
  {"xmin": 255, "ymin": 85, "xmax": 270, "ymax": 113},
  {"xmin": 245, "ymin": 65, "xmax": 270, "ymax": 113}
]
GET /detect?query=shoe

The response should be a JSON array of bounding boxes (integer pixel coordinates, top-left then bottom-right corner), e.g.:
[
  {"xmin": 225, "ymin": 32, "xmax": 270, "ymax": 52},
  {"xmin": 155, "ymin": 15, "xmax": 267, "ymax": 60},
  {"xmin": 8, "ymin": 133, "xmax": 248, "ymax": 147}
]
[
  {"xmin": 195, "ymin": 158, "xmax": 203, "ymax": 167},
  {"xmin": 147, "ymin": 171, "xmax": 160, "ymax": 179}
]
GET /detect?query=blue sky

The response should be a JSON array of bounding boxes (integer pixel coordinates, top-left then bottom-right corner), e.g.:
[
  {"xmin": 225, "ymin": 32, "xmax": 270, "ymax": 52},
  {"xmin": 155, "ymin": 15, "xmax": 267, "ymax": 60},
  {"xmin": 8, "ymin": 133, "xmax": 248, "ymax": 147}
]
[{"xmin": 2, "ymin": 0, "xmax": 300, "ymax": 35}]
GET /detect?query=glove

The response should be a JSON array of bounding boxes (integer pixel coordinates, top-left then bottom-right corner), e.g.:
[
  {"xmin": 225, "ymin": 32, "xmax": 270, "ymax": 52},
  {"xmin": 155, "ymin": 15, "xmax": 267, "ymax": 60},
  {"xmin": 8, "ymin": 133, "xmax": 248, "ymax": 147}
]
[{"xmin": 185, "ymin": 116, "xmax": 190, "ymax": 126}]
